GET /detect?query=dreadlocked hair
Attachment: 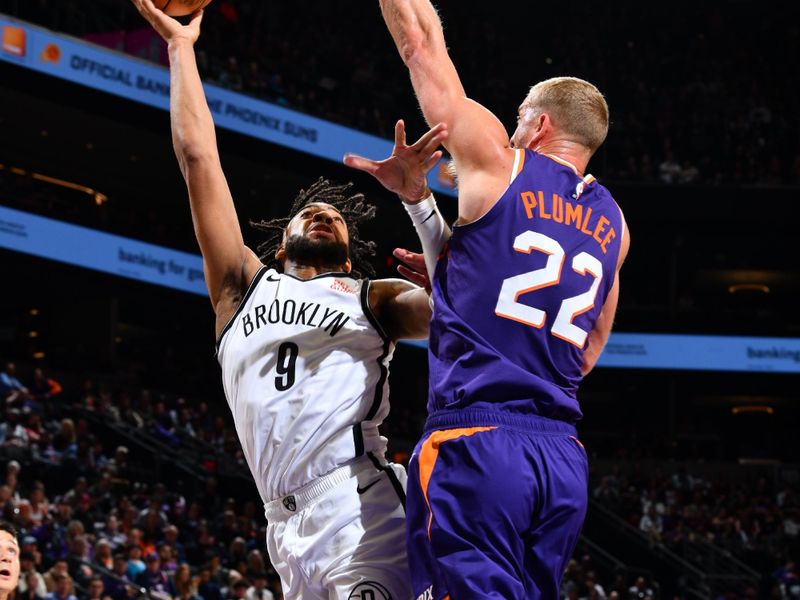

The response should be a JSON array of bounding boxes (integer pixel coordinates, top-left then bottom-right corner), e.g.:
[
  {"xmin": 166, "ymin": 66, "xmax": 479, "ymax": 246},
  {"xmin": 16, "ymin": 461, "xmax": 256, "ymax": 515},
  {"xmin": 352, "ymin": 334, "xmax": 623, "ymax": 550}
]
[{"xmin": 250, "ymin": 177, "xmax": 378, "ymax": 278}]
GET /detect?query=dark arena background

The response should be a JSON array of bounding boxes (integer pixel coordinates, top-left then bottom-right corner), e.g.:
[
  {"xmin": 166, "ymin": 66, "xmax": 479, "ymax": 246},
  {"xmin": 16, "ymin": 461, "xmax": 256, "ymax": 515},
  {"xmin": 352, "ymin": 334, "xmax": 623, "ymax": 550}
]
[{"xmin": 0, "ymin": 1, "xmax": 799, "ymax": 599}]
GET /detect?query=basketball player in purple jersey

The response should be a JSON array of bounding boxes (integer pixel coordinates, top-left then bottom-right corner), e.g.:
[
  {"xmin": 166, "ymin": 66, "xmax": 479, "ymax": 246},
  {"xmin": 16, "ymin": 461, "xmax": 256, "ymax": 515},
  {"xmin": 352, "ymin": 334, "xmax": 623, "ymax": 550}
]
[{"xmin": 355, "ymin": 2, "xmax": 630, "ymax": 598}]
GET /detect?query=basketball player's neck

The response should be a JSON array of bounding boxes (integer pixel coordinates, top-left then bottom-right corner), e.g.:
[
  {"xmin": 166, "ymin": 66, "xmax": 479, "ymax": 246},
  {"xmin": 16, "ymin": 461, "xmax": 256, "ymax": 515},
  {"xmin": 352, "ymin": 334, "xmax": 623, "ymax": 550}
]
[
  {"xmin": 283, "ymin": 261, "xmax": 349, "ymax": 280},
  {"xmin": 533, "ymin": 139, "xmax": 591, "ymax": 175}
]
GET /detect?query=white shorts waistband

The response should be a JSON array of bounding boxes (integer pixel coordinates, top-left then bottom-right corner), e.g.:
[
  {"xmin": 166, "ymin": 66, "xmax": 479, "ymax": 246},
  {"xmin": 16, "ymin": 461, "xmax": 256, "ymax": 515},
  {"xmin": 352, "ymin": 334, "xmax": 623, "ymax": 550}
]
[{"xmin": 264, "ymin": 455, "xmax": 378, "ymax": 521}]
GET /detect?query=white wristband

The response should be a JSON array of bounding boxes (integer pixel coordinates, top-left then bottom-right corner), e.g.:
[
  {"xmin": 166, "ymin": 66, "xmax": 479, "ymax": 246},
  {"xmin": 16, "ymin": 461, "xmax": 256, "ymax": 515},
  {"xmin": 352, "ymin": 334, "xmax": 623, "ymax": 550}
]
[{"xmin": 403, "ymin": 193, "xmax": 452, "ymax": 280}]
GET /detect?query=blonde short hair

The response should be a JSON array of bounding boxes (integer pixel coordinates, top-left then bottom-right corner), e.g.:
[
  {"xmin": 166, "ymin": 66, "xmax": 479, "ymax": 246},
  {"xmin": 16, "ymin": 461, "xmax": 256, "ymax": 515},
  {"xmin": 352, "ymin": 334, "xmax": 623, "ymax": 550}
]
[{"xmin": 521, "ymin": 76, "xmax": 609, "ymax": 153}]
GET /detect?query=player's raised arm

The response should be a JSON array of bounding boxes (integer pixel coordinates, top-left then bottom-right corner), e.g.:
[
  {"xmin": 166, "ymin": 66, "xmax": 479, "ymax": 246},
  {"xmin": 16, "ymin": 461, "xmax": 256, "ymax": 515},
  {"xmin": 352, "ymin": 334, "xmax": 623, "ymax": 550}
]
[
  {"xmin": 378, "ymin": 0, "xmax": 513, "ymax": 221},
  {"xmin": 130, "ymin": 0, "xmax": 260, "ymax": 325}
]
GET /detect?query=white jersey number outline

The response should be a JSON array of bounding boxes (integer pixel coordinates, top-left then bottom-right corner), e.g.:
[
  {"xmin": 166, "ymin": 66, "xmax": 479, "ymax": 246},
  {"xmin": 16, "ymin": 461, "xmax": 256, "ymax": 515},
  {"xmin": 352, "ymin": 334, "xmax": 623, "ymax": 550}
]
[
  {"xmin": 494, "ymin": 231, "xmax": 603, "ymax": 347},
  {"xmin": 275, "ymin": 341, "xmax": 299, "ymax": 391}
]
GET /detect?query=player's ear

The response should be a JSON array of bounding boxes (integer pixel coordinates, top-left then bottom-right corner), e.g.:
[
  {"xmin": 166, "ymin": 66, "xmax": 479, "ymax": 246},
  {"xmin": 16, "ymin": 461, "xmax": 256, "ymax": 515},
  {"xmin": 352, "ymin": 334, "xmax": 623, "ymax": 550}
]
[
  {"xmin": 275, "ymin": 240, "xmax": 286, "ymax": 263},
  {"xmin": 343, "ymin": 258, "xmax": 352, "ymax": 274},
  {"xmin": 529, "ymin": 112, "xmax": 552, "ymax": 148}
]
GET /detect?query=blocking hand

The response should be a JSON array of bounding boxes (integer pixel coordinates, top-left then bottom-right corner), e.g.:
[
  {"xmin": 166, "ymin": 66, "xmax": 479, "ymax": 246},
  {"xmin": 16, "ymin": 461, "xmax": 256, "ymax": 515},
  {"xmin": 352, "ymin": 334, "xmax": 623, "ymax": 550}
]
[{"xmin": 344, "ymin": 120, "xmax": 448, "ymax": 204}]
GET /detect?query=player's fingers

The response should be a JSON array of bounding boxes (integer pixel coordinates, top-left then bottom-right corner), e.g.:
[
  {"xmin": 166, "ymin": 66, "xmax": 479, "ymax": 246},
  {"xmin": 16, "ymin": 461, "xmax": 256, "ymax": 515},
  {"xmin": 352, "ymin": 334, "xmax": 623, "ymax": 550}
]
[
  {"xmin": 136, "ymin": 0, "xmax": 163, "ymax": 23},
  {"xmin": 394, "ymin": 248, "xmax": 427, "ymax": 271},
  {"xmin": 422, "ymin": 150, "xmax": 443, "ymax": 173},
  {"xmin": 411, "ymin": 123, "xmax": 447, "ymax": 153},
  {"xmin": 188, "ymin": 8, "xmax": 204, "ymax": 27},
  {"xmin": 131, "ymin": 0, "xmax": 149, "ymax": 18},
  {"xmin": 343, "ymin": 153, "xmax": 380, "ymax": 175},
  {"xmin": 139, "ymin": 0, "xmax": 159, "ymax": 14},
  {"xmin": 397, "ymin": 265, "xmax": 428, "ymax": 287},
  {"xmin": 393, "ymin": 248, "xmax": 416, "ymax": 261},
  {"xmin": 394, "ymin": 120, "xmax": 407, "ymax": 149}
]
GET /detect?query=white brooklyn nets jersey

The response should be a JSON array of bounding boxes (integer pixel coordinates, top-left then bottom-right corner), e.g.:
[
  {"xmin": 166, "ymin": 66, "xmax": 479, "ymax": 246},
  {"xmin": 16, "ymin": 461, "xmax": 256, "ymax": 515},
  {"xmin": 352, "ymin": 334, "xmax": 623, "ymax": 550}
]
[{"xmin": 217, "ymin": 267, "xmax": 395, "ymax": 503}]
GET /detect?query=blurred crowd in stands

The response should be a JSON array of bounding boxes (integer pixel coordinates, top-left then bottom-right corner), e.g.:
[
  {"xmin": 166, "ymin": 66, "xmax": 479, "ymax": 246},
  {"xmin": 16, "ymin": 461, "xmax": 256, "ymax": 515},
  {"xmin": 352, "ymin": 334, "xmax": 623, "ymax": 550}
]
[
  {"xmin": 1, "ymin": 360, "xmax": 282, "ymax": 600},
  {"xmin": 3, "ymin": 0, "xmax": 799, "ymax": 187},
  {"xmin": 592, "ymin": 464, "xmax": 800, "ymax": 599},
  {"xmin": 3, "ymin": 358, "xmax": 799, "ymax": 599}
]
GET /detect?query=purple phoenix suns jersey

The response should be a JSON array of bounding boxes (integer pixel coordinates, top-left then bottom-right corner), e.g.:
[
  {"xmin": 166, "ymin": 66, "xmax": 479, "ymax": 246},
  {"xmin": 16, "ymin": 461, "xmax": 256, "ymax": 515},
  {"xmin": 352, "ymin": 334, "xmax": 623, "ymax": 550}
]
[{"xmin": 428, "ymin": 149, "xmax": 624, "ymax": 423}]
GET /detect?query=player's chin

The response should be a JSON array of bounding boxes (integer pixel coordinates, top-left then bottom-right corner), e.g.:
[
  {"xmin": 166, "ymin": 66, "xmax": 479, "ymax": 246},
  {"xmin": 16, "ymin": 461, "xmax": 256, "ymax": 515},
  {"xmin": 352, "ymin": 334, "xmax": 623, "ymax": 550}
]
[{"xmin": 307, "ymin": 230, "xmax": 337, "ymax": 242}]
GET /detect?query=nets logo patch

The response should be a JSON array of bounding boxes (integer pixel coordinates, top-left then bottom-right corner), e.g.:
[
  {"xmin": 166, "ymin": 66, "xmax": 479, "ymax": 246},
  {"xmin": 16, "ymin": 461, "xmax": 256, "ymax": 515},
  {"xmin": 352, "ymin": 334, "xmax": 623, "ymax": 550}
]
[
  {"xmin": 348, "ymin": 581, "xmax": 392, "ymax": 600},
  {"xmin": 282, "ymin": 495, "xmax": 296, "ymax": 512}
]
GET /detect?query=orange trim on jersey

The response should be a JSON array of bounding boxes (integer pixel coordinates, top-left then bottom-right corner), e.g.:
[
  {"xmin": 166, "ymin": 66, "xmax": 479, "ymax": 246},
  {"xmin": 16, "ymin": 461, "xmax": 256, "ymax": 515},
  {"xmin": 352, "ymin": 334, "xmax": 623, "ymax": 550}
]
[
  {"xmin": 515, "ymin": 149, "xmax": 526, "ymax": 178},
  {"xmin": 418, "ymin": 427, "xmax": 496, "ymax": 539},
  {"xmin": 543, "ymin": 153, "xmax": 580, "ymax": 175}
]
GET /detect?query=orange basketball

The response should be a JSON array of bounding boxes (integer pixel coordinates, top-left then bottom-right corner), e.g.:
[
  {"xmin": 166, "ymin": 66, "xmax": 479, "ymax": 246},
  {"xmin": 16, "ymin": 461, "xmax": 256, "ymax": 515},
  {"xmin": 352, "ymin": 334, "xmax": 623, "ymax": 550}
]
[{"xmin": 152, "ymin": 0, "xmax": 213, "ymax": 17}]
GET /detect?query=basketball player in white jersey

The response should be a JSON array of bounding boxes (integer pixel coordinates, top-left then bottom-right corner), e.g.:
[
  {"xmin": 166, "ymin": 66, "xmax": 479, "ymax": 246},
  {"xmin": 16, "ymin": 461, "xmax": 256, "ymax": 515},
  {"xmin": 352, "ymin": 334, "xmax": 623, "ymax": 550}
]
[{"xmin": 131, "ymin": 1, "xmax": 447, "ymax": 598}]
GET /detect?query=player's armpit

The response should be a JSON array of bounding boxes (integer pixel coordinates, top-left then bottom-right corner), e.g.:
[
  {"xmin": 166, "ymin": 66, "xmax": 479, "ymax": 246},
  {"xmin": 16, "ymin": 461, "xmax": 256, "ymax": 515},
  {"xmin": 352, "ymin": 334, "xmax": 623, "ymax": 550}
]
[
  {"xmin": 369, "ymin": 278, "xmax": 431, "ymax": 341},
  {"xmin": 581, "ymin": 276, "xmax": 619, "ymax": 376},
  {"xmin": 581, "ymin": 223, "xmax": 630, "ymax": 375}
]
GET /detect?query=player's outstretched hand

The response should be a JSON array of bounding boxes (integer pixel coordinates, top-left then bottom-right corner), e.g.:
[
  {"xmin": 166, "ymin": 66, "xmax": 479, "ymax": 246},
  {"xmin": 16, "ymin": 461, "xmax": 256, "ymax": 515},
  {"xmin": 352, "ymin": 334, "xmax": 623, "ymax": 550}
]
[
  {"xmin": 131, "ymin": 0, "xmax": 203, "ymax": 45},
  {"xmin": 393, "ymin": 248, "xmax": 430, "ymax": 290},
  {"xmin": 344, "ymin": 120, "xmax": 448, "ymax": 204}
]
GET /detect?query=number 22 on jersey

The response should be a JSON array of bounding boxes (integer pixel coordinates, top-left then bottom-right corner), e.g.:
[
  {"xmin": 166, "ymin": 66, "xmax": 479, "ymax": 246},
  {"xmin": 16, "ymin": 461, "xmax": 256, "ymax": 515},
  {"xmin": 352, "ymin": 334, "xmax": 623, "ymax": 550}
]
[{"xmin": 494, "ymin": 231, "xmax": 603, "ymax": 348}]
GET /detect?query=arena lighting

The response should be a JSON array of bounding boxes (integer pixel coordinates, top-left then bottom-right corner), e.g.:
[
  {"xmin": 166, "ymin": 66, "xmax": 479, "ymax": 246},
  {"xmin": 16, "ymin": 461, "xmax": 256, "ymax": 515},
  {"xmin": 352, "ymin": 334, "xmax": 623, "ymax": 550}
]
[
  {"xmin": 0, "ymin": 164, "xmax": 108, "ymax": 205},
  {"xmin": 27, "ymin": 331, "xmax": 38, "ymax": 338},
  {"xmin": 31, "ymin": 351, "xmax": 46, "ymax": 359},
  {"xmin": 730, "ymin": 405, "xmax": 774, "ymax": 415},
  {"xmin": 728, "ymin": 283, "xmax": 770, "ymax": 294},
  {"xmin": 29, "ymin": 309, "xmax": 39, "ymax": 316}
]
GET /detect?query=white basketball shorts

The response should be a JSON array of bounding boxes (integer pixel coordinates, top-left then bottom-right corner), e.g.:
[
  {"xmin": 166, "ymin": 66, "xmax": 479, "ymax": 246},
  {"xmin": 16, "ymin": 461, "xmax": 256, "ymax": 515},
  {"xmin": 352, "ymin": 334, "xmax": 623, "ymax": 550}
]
[{"xmin": 264, "ymin": 454, "xmax": 412, "ymax": 600}]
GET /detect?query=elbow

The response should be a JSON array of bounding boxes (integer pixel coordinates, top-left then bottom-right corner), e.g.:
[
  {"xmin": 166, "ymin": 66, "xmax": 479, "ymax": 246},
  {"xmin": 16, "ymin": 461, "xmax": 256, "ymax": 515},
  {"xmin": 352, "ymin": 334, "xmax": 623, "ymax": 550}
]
[
  {"xmin": 580, "ymin": 349, "xmax": 599, "ymax": 376},
  {"xmin": 173, "ymin": 141, "xmax": 216, "ymax": 169},
  {"xmin": 399, "ymin": 34, "xmax": 428, "ymax": 66}
]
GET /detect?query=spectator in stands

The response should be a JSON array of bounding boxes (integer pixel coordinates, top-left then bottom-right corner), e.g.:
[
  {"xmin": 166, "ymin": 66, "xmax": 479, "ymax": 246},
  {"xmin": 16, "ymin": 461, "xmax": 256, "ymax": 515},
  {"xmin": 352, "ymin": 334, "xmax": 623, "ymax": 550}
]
[
  {"xmin": 102, "ymin": 555, "xmax": 132, "ymax": 600},
  {"xmin": 17, "ymin": 551, "xmax": 47, "ymax": 598},
  {"xmin": 23, "ymin": 416, "xmax": 45, "ymax": 448},
  {"xmin": 135, "ymin": 552, "xmax": 169, "ymax": 595},
  {"xmin": 170, "ymin": 563, "xmax": 201, "ymax": 600},
  {"xmin": 229, "ymin": 578, "xmax": 248, "ymax": 600},
  {"xmin": 29, "ymin": 369, "xmax": 62, "ymax": 404},
  {"xmin": 65, "ymin": 534, "xmax": 92, "ymax": 588},
  {"xmin": 157, "ymin": 543, "xmax": 177, "ymax": 576},
  {"xmin": 1, "ymin": 409, "xmax": 29, "ymax": 447},
  {"xmin": 71, "ymin": 494, "xmax": 96, "ymax": 535},
  {"xmin": 15, "ymin": 501, "xmax": 35, "ymax": 534},
  {"xmin": 44, "ymin": 571, "xmax": 75, "ymax": 600},
  {"xmin": 19, "ymin": 572, "xmax": 46, "ymax": 600},
  {"xmin": 0, "ymin": 363, "xmax": 31, "ymax": 405},
  {"xmin": 639, "ymin": 506, "xmax": 663, "ymax": 543},
  {"xmin": 19, "ymin": 537, "xmax": 41, "ymax": 569},
  {"xmin": 93, "ymin": 539, "xmax": 113, "ymax": 570},
  {"xmin": 244, "ymin": 572, "xmax": 273, "ymax": 600},
  {"xmin": 162, "ymin": 525, "xmax": 185, "ymax": 564},
  {"xmin": 51, "ymin": 419, "xmax": 77, "ymax": 462},
  {"xmin": 627, "ymin": 576, "xmax": 655, "ymax": 599},
  {"xmin": 0, "ymin": 486, "xmax": 13, "ymax": 522},
  {"xmin": 27, "ymin": 483, "xmax": 48, "ymax": 528},
  {"xmin": 106, "ymin": 447, "xmax": 131, "ymax": 487},
  {"xmin": 124, "ymin": 545, "xmax": 145, "ymax": 582},
  {"xmin": 85, "ymin": 576, "xmax": 107, "ymax": 600},
  {"xmin": 197, "ymin": 564, "xmax": 222, "ymax": 600}
]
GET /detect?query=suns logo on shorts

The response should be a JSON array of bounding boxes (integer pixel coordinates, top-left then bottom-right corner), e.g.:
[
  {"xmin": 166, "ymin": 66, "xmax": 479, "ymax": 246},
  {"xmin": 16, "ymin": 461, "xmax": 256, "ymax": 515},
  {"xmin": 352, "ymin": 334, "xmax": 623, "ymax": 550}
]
[
  {"xmin": 347, "ymin": 581, "xmax": 392, "ymax": 600},
  {"xmin": 415, "ymin": 586, "xmax": 433, "ymax": 600}
]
